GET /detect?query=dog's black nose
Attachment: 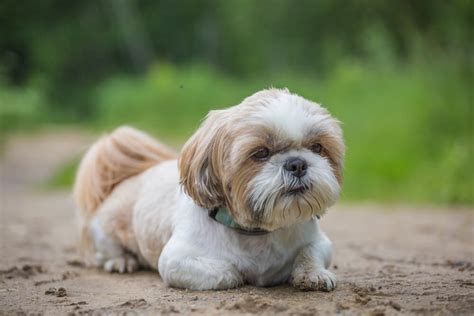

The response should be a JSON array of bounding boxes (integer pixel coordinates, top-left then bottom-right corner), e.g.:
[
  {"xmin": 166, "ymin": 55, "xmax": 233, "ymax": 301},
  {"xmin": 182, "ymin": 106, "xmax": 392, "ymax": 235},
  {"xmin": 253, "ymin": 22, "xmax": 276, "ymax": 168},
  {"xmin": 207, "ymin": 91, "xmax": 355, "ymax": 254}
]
[{"xmin": 284, "ymin": 157, "xmax": 308, "ymax": 177}]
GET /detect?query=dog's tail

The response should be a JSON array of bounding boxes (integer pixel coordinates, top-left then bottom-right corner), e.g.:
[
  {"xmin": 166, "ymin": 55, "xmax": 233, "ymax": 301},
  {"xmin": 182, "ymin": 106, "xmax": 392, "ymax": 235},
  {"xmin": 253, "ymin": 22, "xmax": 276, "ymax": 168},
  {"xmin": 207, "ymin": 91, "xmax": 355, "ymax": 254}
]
[{"xmin": 73, "ymin": 126, "xmax": 176, "ymax": 261}]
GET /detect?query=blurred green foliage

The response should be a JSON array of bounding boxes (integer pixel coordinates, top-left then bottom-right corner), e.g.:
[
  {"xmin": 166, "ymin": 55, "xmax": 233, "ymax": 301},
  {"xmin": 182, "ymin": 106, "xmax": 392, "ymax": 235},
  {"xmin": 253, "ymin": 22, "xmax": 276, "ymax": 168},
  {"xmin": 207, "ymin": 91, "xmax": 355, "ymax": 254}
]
[
  {"xmin": 1, "ymin": 0, "xmax": 472, "ymax": 204},
  {"xmin": 48, "ymin": 58, "xmax": 472, "ymax": 204}
]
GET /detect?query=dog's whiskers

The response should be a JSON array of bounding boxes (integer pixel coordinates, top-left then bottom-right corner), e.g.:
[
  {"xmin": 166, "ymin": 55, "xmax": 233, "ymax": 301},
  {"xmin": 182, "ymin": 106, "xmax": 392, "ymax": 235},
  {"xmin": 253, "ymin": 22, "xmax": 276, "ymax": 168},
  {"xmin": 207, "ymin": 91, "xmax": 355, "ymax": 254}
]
[
  {"xmin": 302, "ymin": 194, "xmax": 315, "ymax": 216},
  {"xmin": 296, "ymin": 200, "xmax": 302, "ymax": 219}
]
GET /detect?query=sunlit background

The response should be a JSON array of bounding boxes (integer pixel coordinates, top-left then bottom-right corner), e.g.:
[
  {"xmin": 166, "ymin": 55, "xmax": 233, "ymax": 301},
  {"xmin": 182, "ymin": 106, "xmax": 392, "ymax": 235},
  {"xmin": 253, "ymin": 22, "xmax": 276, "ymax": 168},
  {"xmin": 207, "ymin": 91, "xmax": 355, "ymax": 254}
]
[{"xmin": 1, "ymin": 0, "xmax": 472, "ymax": 204}]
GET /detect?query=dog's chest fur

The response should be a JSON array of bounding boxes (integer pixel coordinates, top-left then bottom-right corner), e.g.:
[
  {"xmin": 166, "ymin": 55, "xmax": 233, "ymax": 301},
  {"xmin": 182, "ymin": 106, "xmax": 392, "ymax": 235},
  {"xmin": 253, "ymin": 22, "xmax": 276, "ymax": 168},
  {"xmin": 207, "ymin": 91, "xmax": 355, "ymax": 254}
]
[
  {"xmin": 234, "ymin": 236, "xmax": 302, "ymax": 286},
  {"xmin": 171, "ymin": 202, "xmax": 317, "ymax": 286}
]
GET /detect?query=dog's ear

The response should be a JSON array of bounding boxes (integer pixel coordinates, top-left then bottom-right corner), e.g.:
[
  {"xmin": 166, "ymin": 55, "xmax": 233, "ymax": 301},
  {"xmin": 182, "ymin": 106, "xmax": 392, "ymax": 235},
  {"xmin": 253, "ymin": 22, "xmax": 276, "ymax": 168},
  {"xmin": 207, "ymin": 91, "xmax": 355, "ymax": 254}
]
[{"xmin": 179, "ymin": 110, "xmax": 229, "ymax": 209}]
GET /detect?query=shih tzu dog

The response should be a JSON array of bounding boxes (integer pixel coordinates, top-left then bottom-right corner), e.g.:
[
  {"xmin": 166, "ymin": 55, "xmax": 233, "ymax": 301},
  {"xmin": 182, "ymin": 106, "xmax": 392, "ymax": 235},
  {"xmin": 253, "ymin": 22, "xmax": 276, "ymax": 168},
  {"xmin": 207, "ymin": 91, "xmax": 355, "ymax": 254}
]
[{"xmin": 74, "ymin": 88, "xmax": 345, "ymax": 291}]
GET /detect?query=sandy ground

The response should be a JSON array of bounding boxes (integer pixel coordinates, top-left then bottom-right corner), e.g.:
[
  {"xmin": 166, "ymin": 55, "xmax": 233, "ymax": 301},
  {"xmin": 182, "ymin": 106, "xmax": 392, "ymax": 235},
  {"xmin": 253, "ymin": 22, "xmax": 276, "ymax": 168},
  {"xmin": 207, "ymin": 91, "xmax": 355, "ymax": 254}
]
[{"xmin": 0, "ymin": 131, "xmax": 473, "ymax": 316}]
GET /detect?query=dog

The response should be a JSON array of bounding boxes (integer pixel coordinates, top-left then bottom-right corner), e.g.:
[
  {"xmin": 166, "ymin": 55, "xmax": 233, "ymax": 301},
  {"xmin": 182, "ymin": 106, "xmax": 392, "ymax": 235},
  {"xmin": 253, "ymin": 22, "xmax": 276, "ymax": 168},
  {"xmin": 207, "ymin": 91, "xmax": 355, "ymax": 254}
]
[{"xmin": 74, "ymin": 88, "xmax": 345, "ymax": 291}]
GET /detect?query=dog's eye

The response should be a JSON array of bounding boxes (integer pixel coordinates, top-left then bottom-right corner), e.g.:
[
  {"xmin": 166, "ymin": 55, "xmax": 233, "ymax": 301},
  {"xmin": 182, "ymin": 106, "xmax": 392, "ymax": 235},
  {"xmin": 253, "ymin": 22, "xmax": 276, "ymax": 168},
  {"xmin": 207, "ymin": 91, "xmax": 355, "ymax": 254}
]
[
  {"xmin": 310, "ymin": 143, "xmax": 323, "ymax": 154},
  {"xmin": 252, "ymin": 147, "xmax": 270, "ymax": 160}
]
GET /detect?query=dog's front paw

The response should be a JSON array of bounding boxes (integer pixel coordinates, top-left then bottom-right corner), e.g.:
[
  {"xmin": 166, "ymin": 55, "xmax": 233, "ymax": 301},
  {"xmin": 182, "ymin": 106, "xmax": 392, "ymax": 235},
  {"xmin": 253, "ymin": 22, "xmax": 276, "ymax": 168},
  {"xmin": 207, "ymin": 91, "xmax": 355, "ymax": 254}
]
[
  {"xmin": 103, "ymin": 254, "xmax": 139, "ymax": 273},
  {"xmin": 291, "ymin": 269, "xmax": 336, "ymax": 291}
]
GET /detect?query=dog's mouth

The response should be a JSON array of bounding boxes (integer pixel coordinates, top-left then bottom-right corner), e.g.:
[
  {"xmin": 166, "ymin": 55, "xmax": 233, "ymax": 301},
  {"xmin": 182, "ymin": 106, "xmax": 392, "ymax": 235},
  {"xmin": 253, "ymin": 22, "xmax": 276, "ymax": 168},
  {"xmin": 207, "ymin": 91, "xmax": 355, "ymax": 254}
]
[{"xmin": 286, "ymin": 183, "xmax": 309, "ymax": 195}]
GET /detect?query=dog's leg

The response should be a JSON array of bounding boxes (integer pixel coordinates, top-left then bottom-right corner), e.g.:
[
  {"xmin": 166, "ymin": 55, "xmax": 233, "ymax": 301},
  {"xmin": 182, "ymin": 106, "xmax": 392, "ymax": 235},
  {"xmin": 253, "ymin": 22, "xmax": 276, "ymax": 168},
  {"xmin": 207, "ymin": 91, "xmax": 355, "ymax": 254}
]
[
  {"xmin": 90, "ymin": 217, "xmax": 139, "ymax": 273},
  {"xmin": 291, "ymin": 231, "xmax": 336, "ymax": 291},
  {"xmin": 158, "ymin": 240, "xmax": 243, "ymax": 290}
]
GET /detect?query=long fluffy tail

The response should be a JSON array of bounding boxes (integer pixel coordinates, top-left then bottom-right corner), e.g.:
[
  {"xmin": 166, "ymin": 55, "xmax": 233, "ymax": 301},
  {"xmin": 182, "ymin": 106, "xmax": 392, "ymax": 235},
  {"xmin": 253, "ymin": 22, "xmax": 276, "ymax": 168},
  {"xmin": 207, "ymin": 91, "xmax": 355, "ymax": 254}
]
[{"xmin": 73, "ymin": 126, "xmax": 176, "ymax": 262}]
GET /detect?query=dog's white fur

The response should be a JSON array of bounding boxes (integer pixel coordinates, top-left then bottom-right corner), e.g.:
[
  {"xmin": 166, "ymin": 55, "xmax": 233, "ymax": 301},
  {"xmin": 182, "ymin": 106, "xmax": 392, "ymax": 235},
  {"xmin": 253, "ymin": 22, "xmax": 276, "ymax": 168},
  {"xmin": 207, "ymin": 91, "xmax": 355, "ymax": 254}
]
[{"xmin": 74, "ymin": 88, "xmax": 344, "ymax": 291}]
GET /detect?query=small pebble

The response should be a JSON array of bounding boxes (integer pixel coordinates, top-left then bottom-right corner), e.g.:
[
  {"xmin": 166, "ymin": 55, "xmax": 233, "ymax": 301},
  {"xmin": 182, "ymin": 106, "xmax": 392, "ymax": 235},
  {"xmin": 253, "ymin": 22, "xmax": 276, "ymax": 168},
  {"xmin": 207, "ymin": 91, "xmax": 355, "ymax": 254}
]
[
  {"xmin": 370, "ymin": 307, "xmax": 385, "ymax": 316},
  {"xmin": 45, "ymin": 287, "xmax": 56, "ymax": 295},
  {"xmin": 389, "ymin": 300, "xmax": 401, "ymax": 311},
  {"xmin": 57, "ymin": 287, "xmax": 67, "ymax": 297}
]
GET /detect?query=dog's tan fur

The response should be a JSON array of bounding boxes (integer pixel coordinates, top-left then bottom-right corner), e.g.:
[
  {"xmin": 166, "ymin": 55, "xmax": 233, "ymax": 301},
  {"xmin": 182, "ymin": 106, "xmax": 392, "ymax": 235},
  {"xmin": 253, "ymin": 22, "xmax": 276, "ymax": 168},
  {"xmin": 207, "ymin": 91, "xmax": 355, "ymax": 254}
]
[{"xmin": 73, "ymin": 126, "xmax": 176, "ymax": 262}]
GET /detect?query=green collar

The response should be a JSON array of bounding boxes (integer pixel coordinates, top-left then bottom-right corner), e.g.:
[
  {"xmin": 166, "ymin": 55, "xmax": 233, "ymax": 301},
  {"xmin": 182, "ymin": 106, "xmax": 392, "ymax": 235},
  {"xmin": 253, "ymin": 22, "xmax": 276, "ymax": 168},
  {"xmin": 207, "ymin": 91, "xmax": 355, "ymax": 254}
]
[
  {"xmin": 208, "ymin": 207, "xmax": 270, "ymax": 236},
  {"xmin": 208, "ymin": 206, "xmax": 321, "ymax": 236}
]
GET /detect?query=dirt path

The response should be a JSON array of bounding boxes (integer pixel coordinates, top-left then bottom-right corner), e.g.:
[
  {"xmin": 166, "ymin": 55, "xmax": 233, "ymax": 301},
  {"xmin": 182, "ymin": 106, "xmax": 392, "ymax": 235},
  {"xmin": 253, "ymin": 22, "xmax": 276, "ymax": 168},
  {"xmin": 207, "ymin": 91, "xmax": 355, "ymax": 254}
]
[{"xmin": 1, "ymin": 131, "xmax": 473, "ymax": 315}]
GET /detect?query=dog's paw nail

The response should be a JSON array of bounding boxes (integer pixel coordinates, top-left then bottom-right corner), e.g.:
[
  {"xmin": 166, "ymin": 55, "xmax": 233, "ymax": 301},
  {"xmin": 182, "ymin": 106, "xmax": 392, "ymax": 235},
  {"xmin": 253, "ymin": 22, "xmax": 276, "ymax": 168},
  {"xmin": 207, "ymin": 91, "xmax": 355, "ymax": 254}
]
[
  {"xmin": 103, "ymin": 255, "xmax": 139, "ymax": 273},
  {"xmin": 292, "ymin": 269, "xmax": 336, "ymax": 291}
]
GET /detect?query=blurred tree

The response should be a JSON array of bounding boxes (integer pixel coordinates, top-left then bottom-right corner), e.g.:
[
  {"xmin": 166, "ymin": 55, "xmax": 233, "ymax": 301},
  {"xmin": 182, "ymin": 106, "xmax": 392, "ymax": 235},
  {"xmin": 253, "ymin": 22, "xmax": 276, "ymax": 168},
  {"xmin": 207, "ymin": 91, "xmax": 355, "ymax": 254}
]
[{"xmin": 0, "ymin": 0, "xmax": 472, "ymax": 115}]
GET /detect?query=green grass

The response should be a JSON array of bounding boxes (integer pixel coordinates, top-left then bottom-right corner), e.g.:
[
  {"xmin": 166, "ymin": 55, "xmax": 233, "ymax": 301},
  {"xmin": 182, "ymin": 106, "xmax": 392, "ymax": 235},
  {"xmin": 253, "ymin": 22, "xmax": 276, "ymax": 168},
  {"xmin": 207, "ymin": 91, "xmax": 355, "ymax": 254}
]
[
  {"xmin": 10, "ymin": 59, "xmax": 474, "ymax": 205},
  {"xmin": 46, "ymin": 158, "xmax": 80, "ymax": 189},
  {"xmin": 0, "ymin": 85, "xmax": 46, "ymax": 147}
]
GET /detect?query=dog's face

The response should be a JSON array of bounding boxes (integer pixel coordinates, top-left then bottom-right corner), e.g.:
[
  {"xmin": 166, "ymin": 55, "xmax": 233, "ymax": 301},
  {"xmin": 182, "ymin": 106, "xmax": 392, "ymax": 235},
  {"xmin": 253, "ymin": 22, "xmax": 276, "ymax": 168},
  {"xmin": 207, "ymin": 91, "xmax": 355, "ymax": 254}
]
[{"xmin": 179, "ymin": 89, "xmax": 344, "ymax": 231}]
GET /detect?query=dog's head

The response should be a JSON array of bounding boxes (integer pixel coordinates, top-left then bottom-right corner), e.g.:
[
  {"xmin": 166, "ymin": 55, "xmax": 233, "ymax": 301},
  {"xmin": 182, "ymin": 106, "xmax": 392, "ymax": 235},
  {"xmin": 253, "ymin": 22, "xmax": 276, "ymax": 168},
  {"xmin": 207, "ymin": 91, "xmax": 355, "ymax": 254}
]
[{"xmin": 179, "ymin": 88, "xmax": 345, "ymax": 231}]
